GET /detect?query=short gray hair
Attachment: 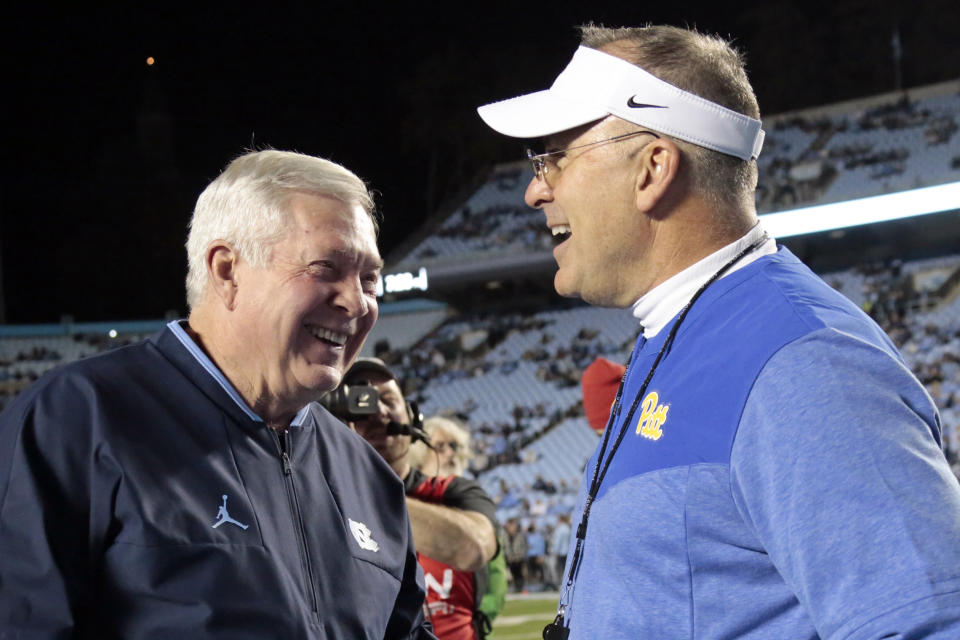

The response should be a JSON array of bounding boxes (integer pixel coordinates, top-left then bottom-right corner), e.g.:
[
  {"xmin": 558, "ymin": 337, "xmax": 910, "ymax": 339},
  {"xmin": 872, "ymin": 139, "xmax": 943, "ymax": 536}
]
[
  {"xmin": 580, "ymin": 24, "xmax": 760, "ymax": 212},
  {"xmin": 185, "ymin": 149, "xmax": 377, "ymax": 310}
]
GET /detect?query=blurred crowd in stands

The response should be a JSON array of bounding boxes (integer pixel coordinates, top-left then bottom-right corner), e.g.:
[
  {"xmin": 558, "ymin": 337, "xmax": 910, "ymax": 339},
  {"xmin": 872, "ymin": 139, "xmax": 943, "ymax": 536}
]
[
  {"xmin": 3, "ymin": 88, "xmax": 960, "ymax": 590},
  {"xmin": 378, "ymin": 310, "xmax": 630, "ymax": 477},
  {"xmin": 502, "ymin": 511, "xmax": 572, "ymax": 594},
  {"xmin": 403, "ymin": 89, "xmax": 960, "ymax": 266},
  {"xmin": 411, "ymin": 167, "xmax": 554, "ymax": 261},
  {"xmin": 0, "ymin": 333, "xmax": 142, "ymax": 411},
  {"xmin": 757, "ymin": 91, "xmax": 960, "ymax": 211}
]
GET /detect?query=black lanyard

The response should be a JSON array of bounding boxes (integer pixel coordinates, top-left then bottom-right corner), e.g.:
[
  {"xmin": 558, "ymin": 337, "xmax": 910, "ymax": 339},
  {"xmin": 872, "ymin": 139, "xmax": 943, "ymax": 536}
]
[{"xmin": 543, "ymin": 234, "xmax": 769, "ymax": 640}]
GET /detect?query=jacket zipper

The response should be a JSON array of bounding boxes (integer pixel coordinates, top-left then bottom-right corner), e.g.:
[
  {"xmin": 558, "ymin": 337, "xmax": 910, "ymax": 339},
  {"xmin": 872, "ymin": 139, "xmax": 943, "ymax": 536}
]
[{"xmin": 274, "ymin": 429, "xmax": 319, "ymax": 614}]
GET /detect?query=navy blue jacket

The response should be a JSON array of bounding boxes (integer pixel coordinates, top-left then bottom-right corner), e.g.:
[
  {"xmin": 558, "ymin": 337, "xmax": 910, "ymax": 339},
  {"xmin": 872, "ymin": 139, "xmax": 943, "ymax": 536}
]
[{"xmin": 0, "ymin": 324, "xmax": 432, "ymax": 639}]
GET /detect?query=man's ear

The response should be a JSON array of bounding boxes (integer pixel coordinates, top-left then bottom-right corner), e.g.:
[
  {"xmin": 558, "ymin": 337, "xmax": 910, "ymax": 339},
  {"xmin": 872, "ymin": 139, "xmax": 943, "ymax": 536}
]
[
  {"xmin": 206, "ymin": 241, "xmax": 240, "ymax": 310},
  {"xmin": 634, "ymin": 138, "xmax": 681, "ymax": 215}
]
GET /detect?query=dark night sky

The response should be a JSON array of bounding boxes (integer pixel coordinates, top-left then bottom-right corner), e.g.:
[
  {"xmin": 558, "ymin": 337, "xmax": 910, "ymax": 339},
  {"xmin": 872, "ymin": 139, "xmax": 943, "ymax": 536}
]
[{"xmin": 2, "ymin": 1, "xmax": 958, "ymax": 323}]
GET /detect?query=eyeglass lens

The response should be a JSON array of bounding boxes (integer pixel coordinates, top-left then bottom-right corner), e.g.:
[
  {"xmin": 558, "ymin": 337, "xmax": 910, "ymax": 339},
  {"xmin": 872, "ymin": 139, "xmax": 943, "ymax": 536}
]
[{"xmin": 527, "ymin": 130, "xmax": 659, "ymax": 188}]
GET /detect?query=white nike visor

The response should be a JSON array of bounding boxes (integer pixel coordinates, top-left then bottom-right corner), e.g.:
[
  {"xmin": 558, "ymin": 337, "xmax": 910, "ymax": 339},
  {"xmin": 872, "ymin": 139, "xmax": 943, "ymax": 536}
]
[{"xmin": 477, "ymin": 46, "xmax": 765, "ymax": 161}]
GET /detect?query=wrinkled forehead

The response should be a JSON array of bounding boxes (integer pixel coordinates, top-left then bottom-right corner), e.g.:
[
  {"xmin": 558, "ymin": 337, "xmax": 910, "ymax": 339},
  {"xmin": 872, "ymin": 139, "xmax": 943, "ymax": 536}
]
[
  {"xmin": 285, "ymin": 191, "xmax": 372, "ymax": 227},
  {"xmin": 284, "ymin": 194, "xmax": 381, "ymax": 260}
]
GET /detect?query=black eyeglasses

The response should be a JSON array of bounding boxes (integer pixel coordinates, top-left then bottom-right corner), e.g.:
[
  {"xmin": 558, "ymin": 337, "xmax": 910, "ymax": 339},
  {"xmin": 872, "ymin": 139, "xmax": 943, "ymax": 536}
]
[{"xmin": 525, "ymin": 130, "xmax": 660, "ymax": 188}]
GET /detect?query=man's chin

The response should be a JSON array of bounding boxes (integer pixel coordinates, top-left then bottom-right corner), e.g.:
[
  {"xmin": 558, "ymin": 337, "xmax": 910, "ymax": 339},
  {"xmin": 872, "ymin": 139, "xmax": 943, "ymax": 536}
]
[
  {"xmin": 555, "ymin": 276, "xmax": 628, "ymax": 308},
  {"xmin": 553, "ymin": 271, "xmax": 581, "ymax": 300},
  {"xmin": 298, "ymin": 362, "xmax": 345, "ymax": 395}
]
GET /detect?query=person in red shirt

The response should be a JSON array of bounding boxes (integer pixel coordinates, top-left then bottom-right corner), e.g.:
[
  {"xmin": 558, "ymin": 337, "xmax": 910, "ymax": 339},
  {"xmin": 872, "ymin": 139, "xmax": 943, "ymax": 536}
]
[{"xmin": 336, "ymin": 358, "xmax": 499, "ymax": 640}]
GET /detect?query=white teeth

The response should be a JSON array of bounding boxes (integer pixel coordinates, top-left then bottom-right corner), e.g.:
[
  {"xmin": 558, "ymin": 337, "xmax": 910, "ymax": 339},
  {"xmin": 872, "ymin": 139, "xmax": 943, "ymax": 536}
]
[
  {"xmin": 551, "ymin": 225, "xmax": 572, "ymax": 236},
  {"xmin": 309, "ymin": 326, "xmax": 348, "ymax": 345}
]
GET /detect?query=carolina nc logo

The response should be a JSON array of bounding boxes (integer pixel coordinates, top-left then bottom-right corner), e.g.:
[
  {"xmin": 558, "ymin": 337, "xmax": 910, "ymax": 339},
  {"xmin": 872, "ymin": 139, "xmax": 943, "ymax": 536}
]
[
  {"xmin": 635, "ymin": 391, "xmax": 669, "ymax": 441},
  {"xmin": 349, "ymin": 518, "xmax": 380, "ymax": 552},
  {"xmin": 212, "ymin": 494, "xmax": 249, "ymax": 530}
]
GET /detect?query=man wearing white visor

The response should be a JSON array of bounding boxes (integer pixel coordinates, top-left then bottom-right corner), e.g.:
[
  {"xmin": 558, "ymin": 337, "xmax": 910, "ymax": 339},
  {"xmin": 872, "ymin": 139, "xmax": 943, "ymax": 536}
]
[{"xmin": 479, "ymin": 24, "xmax": 960, "ymax": 640}]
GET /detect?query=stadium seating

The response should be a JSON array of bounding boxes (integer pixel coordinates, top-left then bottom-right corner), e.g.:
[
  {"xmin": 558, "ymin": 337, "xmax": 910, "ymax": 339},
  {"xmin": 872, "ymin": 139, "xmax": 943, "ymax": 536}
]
[
  {"xmin": 3, "ymin": 81, "xmax": 960, "ymax": 550},
  {"xmin": 390, "ymin": 83, "xmax": 960, "ymax": 270}
]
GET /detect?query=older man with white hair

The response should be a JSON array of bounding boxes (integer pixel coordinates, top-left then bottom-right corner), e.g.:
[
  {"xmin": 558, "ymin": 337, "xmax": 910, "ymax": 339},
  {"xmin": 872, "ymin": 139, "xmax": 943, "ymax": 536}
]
[{"xmin": 0, "ymin": 150, "xmax": 433, "ymax": 638}]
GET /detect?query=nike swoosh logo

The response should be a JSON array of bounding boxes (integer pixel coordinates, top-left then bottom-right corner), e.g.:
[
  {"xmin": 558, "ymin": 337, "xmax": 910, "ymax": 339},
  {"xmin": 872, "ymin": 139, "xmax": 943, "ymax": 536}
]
[{"xmin": 626, "ymin": 96, "xmax": 667, "ymax": 109}]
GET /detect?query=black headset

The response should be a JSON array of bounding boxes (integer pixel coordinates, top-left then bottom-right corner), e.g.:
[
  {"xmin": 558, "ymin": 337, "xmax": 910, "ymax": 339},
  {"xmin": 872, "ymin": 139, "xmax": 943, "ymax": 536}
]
[{"xmin": 386, "ymin": 399, "xmax": 429, "ymax": 444}]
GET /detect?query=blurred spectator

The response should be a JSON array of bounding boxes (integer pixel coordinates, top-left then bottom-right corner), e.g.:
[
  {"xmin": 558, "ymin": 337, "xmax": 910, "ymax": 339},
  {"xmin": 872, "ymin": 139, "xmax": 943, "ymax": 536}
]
[
  {"xmin": 525, "ymin": 524, "xmax": 546, "ymax": 589},
  {"xmin": 546, "ymin": 514, "xmax": 572, "ymax": 591},
  {"xmin": 411, "ymin": 415, "xmax": 475, "ymax": 478},
  {"xmin": 502, "ymin": 518, "xmax": 528, "ymax": 593}
]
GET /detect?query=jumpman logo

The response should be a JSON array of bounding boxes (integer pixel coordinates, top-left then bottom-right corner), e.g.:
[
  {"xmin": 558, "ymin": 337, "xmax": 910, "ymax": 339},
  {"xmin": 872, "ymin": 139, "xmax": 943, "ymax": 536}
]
[{"xmin": 212, "ymin": 494, "xmax": 249, "ymax": 530}]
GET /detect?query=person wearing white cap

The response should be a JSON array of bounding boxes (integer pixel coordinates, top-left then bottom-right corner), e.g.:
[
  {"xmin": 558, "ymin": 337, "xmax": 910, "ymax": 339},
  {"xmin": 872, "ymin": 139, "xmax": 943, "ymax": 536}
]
[{"xmin": 479, "ymin": 24, "xmax": 960, "ymax": 640}]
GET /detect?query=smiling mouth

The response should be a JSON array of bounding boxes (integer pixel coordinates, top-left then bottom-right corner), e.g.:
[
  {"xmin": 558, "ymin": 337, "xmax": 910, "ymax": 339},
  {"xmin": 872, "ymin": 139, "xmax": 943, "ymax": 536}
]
[
  {"xmin": 551, "ymin": 224, "xmax": 571, "ymax": 246},
  {"xmin": 307, "ymin": 325, "xmax": 348, "ymax": 346}
]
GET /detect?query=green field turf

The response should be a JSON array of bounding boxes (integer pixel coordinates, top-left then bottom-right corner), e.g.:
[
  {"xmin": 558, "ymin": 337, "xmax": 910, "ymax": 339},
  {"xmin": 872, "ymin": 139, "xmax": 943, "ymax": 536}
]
[{"xmin": 488, "ymin": 593, "xmax": 558, "ymax": 640}]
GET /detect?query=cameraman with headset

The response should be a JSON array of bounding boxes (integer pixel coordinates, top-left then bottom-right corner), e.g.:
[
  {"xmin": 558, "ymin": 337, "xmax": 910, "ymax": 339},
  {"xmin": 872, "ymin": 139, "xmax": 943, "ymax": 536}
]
[{"xmin": 327, "ymin": 358, "xmax": 498, "ymax": 640}]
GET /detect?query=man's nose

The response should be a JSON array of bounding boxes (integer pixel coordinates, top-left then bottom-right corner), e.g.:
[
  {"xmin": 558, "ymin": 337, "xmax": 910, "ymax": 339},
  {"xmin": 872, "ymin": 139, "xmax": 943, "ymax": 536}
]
[
  {"xmin": 524, "ymin": 176, "xmax": 553, "ymax": 210},
  {"xmin": 333, "ymin": 276, "xmax": 369, "ymax": 318},
  {"xmin": 377, "ymin": 399, "xmax": 391, "ymax": 420}
]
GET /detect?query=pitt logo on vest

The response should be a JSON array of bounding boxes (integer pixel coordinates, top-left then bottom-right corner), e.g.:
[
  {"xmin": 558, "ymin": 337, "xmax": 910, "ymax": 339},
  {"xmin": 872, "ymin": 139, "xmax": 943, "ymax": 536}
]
[{"xmin": 636, "ymin": 391, "xmax": 669, "ymax": 441}]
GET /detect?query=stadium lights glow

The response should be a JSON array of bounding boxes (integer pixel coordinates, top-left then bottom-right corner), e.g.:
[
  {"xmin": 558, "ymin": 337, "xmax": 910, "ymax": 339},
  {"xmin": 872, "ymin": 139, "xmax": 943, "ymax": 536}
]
[{"xmin": 760, "ymin": 180, "xmax": 960, "ymax": 238}]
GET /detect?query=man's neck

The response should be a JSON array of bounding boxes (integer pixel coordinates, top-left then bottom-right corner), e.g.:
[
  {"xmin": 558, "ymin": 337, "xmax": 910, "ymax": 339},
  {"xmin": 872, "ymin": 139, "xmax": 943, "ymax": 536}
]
[
  {"xmin": 186, "ymin": 308, "xmax": 298, "ymax": 429},
  {"xmin": 632, "ymin": 222, "xmax": 773, "ymax": 337},
  {"xmin": 646, "ymin": 202, "xmax": 757, "ymax": 292}
]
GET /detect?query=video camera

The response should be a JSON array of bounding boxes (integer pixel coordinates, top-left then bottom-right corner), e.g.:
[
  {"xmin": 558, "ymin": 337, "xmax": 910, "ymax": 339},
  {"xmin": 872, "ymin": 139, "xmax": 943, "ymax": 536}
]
[
  {"xmin": 322, "ymin": 383, "xmax": 380, "ymax": 419},
  {"xmin": 321, "ymin": 383, "xmax": 430, "ymax": 445}
]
